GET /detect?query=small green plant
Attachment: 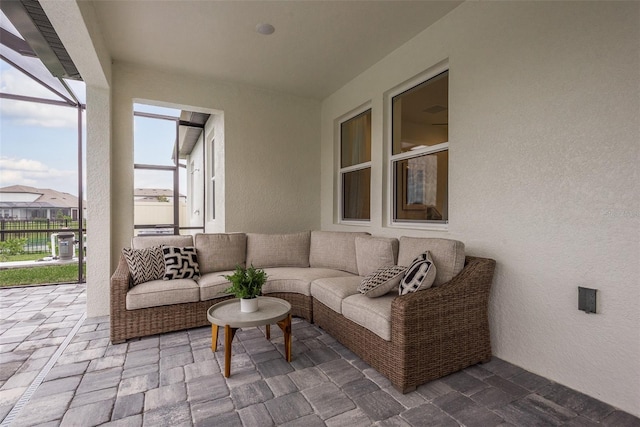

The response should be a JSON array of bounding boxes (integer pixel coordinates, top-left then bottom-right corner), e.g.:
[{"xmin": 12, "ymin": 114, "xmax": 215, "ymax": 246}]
[
  {"xmin": 0, "ymin": 238, "xmax": 28, "ymax": 261},
  {"xmin": 223, "ymin": 265, "xmax": 267, "ymax": 299}
]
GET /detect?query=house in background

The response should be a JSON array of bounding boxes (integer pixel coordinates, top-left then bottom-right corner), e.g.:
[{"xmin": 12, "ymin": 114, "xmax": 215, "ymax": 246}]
[
  {"xmin": 0, "ymin": 185, "xmax": 85, "ymax": 220},
  {"xmin": 2, "ymin": 0, "xmax": 637, "ymax": 419}
]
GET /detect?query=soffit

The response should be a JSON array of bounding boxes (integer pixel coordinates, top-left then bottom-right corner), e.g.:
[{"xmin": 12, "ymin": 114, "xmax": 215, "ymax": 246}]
[{"xmin": 89, "ymin": 0, "xmax": 462, "ymax": 99}]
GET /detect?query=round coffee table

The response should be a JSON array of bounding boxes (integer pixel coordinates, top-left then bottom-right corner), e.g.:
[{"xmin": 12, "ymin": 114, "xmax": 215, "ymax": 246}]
[{"xmin": 207, "ymin": 296, "xmax": 292, "ymax": 377}]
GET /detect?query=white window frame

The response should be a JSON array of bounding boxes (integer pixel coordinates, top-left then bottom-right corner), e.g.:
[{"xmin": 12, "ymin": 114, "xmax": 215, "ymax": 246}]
[
  {"xmin": 387, "ymin": 62, "xmax": 449, "ymax": 231},
  {"xmin": 338, "ymin": 105, "xmax": 372, "ymax": 225},
  {"xmin": 209, "ymin": 137, "xmax": 215, "ymax": 221}
]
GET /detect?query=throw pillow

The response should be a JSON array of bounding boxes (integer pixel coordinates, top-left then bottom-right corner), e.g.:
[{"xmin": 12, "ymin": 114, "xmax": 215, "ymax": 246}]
[
  {"xmin": 162, "ymin": 246, "xmax": 200, "ymax": 280},
  {"xmin": 358, "ymin": 265, "xmax": 407, "ymax": 298},
  {"xmin": 399, "ymin": 251, "xmax": 437, "ymax": 295},
  {"xmin": 122, "ymin": 246, "xmax": 165, "ymax": 286}
]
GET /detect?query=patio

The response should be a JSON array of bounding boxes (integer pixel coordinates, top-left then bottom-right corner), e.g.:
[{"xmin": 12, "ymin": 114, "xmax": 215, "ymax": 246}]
[{"xmin": 0, "ymin": 284, "xmax": 638, "ymax": 426}]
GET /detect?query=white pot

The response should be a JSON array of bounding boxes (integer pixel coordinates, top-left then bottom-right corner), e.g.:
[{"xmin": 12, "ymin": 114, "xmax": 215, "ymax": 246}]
[{"xmin": 240, "ymin": 298, "xmax": 258, "ymax": 313}]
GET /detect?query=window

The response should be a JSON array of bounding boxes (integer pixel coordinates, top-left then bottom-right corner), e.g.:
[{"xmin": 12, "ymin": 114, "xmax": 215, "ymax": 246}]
[
  {"xmin": 340, "ymin": 109, "xmax": 371, "ymax": 221},
  {"xmin": 391, "ymin": 70, "xmax": 448, "ymax": 224}
]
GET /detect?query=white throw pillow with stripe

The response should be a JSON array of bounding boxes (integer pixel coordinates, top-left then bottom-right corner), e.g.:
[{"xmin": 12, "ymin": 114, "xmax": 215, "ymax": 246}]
[{"xmin": 399, "ymin": 251, "xmax": 436, "ymax": 295}]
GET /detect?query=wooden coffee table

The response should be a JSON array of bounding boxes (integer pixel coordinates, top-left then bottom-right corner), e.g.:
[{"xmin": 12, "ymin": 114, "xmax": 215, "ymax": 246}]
[{"xmin": 207, "ymin": 296, "xmax": 292, "ymax": 377}]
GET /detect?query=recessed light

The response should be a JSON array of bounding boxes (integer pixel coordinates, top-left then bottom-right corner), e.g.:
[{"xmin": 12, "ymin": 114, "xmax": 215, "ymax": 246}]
[{"xmin": 256, "ymin": 23, "xmax": 275, "ymax": 35}]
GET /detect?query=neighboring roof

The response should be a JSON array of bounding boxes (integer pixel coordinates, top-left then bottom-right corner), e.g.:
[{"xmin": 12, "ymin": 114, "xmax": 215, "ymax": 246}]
[
  {"xmin": 0, "ymin": 185, "xmax": 81, "ymax": 208},
  {"xmin": 134, "ymin": 188, "xmax": 185, "ymax": 198}
]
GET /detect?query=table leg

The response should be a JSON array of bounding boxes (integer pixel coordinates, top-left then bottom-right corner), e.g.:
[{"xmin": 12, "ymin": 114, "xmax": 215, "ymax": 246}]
[
  {"xmin": 211, "ymin": 324, "xmax": 219, "ymax": 352},
  {"xmin": 224, "ymin": 325, "xmax": 238, "ymax": 378},
  {"xmin": 277, "ymin": 314, "xmax": 292, "ymax": 362},
  {"xmin": 265, "ymin": 324, "xmax": 270, "ymax": 340}
]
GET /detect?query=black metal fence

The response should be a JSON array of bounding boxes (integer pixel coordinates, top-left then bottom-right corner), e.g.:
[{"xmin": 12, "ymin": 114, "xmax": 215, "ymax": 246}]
[{"xmin": 0, "ymin": 219, "xmax": 87, "ymax": 255}]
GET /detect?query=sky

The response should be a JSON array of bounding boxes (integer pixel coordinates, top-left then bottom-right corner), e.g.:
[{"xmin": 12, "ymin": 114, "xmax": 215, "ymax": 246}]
[{"xmin": 0, "ymin": 59, "xmax": 184, "ymax": 197}]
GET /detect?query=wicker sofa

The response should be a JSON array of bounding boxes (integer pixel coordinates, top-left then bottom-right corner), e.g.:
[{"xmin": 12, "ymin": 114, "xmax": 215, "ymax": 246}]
[{"xmin": 110, "ymin": 230, "xmax": 496, "ymax": 393}]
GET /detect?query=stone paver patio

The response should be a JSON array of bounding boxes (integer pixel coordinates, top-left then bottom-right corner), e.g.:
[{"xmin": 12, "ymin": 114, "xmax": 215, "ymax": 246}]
[{"xmin": 1, "ymin": 283, "xmax": 639, "ymax": 426}]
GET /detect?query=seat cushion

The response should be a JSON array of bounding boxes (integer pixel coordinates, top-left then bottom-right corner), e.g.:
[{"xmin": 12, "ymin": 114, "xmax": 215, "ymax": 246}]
[
  {"xmin": 195, "ymin": 233, "xmax": 247, "ymax": 274},
  {"xmin": 311, "ymin": 276, "xmax": 362, "ymax": 314},
  {"xmin": 198, "ymin": 271, "xmax": 234, "ymax": 301},
  {"xmin": 126, "ymin": 278, "xmax": 200, "ymax": 310},
  {"xmin": 246, "ymin": 232, "xmax": 310, "ymax": 268},
  {"xmin": 397, "ymin": 237, "xmax": 465, "ymax": 287},
  {"xmin": 342, "ymin": 293, "xmax": 396, "ymax": 341},
  {"xmin": 132, "ymin": 235, "xmax": 193, "ymax": 250},
  {"xmin": 309, "ymin": 231, "xmax": 370, "ymax": 274},
  {"xmin": 261, "ymin": 267, "xmax": 353, "ymax": 296},
  {"xmin": 355, "ymin": 236, "xmax": 399, "ymax": 277}
]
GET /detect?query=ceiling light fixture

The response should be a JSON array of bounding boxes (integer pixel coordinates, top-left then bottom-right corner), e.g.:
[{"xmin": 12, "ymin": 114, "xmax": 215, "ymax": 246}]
[{"xmin": 255, "ymin": 23, "xmax": 275, "ymax": 35}]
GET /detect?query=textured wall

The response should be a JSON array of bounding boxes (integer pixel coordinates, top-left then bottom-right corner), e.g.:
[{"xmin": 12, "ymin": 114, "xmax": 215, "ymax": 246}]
[{"xmin": 320, "ymin": 1, "xmax": 639, "ymax": 416}]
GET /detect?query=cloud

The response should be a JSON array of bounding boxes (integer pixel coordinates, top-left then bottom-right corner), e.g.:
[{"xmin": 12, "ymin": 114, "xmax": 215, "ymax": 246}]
[
  {"xmin": 0, "ymin": 156, "xmax": 77, "ymax": 194},
  {"xmin": 0, "ymin": 68, "xmax": 79, "ymax": 128}
]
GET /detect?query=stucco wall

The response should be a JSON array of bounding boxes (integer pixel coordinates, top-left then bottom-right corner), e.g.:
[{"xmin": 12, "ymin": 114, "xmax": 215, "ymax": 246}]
[
  {"xmin": 110, "ymin": 61, "xmax": 322, "ymax": 265},
  {"xmin": 320, "ymin": 1, "xmax": 639, "ymax": 416}
]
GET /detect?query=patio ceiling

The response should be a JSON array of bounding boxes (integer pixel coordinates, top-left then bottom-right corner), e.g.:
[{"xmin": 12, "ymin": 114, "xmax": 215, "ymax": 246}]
[{"xmin": 87, "ymin": 0, "xmax": 463, "ymax": 99}]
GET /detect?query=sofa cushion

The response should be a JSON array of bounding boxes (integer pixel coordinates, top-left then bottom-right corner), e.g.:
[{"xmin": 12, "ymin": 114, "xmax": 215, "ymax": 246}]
[
  {"xmin": 309, "ymin": 231, "xmax": 369, "ymax": 274},
  {"xmin": 359, "ymin": 265, "xmax": 407, "ymax": 298},
  {"xmin": 399, "ymin": 251, "xmax": 436, "ymax": 295},
  {"xmin": 198, "ymin": 271, "xmax": 234, "ymax": 301},
  {"xmin": 162, "ymin": 246, "xmax": 200, "ymax": 280},
  {"xmin": 126, "ymin": 278, "xmax": 200, "ymax": 309},
  {"xmin": 132, "ymin": 235, "xmax": 193, "ymax": 250},
  {"xmin": 355, "ymin": 236, "xmax": 399, "ymax": 277},
  {"xmin": 342, "ymin": 293, "xmax": 396, "ymax": 341},
  {"xmin": 195, "ymin": 233, "xmax": 247, "ymax": 274},
  {"xmin": 261, "ymin": 267, "xmax": 353, "ymax": 296},
  {"xmin": 311, "ymin": 276, "xmax": 362, "ymax": 314},
  {"xmin": 246, "ymin": 232, "xmax": 310, "ymax": 268},
  {"xmin": 122, "ymin": 246, "xmax": 165, "ymax": 286},
  {"xmin": 397, "ymin": 237, "xmax": 465, "ymax": 287}
]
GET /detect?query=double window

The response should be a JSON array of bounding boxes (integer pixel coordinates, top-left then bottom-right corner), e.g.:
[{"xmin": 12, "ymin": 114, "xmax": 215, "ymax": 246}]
[
  {"xmin": 340, "ymin": 109, "xmax": 372, "ymax": 222},
  {"xmin": 337, "ymin": 68, "xmax": 449, "ymax": 227}
]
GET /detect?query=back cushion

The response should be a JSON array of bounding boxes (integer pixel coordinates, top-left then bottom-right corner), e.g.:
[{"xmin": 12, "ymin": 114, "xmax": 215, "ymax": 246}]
[
  {"xmin": 355, "ymin": 236, "xmax": 399, "ymax": 277},
  {"xmin": 397, "ymin": 237, "xmax": 465, "ymax": 287},
  {"xmin": 132, "ymin": 235, "xmax": 193, "ymax": 250},
  {"xmin": 195, "ymin": 233, "xmax": 247, "ymax": 274},
  {"xmin": 309, "ymin": 231, "xmax": 370, "ymax": 274},
  {"xmin": 246, "ymin": 231, "xmax": 310, "ymax": 268}
]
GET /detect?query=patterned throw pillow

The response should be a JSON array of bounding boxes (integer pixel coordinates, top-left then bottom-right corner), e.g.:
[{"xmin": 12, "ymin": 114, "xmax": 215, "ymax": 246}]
[
  {"xmin": 399, "ymin": 251, "xmax": 436, "ymax": 295},
  {"xmin": 162, "ymin": 246, "xmax": 200, "ymax": 280},
  {"xmin": 122, "ymin": 246, "xmax": 165, "ymax": 286},
  {"xmin": 358, "ymin": 265, "xmax": 407, "ymax": 298}
]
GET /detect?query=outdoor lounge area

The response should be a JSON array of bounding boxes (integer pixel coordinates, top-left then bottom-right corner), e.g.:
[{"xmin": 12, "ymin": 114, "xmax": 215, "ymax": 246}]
[
  {"xmin": 2, "ymin": 283, "xmax": 639, "ymax": 426},
  {"xmin": 0, "ymin": 1, "xmax": 638, "ymax": 426}
]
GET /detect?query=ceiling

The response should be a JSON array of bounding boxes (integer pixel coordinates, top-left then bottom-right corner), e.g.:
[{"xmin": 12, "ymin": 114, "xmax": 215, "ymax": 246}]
[{"xmin": 88, "ymin": 1, "xmax": 462, "ymax": 99}]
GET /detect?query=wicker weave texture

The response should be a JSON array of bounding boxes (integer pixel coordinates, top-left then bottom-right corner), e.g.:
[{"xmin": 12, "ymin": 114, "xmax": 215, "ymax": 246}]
[{"xmin": 314, "ymin": 256, "xmax": 495, "ymax": 392}]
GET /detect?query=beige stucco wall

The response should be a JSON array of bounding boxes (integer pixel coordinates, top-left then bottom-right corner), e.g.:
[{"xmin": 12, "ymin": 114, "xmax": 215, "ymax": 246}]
[
  {"xmin": 110, "ymin": 60, "xmax": 322, "ymax": 267},
  {"xmin": 320, "ymin": 1, "xmax": 639, "ymax": 416}
]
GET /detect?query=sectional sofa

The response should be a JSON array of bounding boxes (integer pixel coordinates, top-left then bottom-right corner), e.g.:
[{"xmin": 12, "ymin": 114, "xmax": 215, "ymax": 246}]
[{"xmin": 110, "ymin": 230, "xmax": 496, "ymax": 392}]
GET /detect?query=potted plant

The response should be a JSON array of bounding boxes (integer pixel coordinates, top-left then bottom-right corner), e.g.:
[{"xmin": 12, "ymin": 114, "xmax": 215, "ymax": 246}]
[{"xmin": 223, "ymin": 265, "xmax": 268, "ymax": 313}]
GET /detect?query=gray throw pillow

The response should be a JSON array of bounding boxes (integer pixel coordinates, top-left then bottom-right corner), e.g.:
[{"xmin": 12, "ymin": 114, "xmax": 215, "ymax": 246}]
[
  {"xmin": 399, "ymin": 251, "xmax": 436, "ymax": 295},
  {"xmin": 162, "ymin": 246, "xmax": 200, "ymax": 280},
  {"xmin": 122, "ymin": 246, "xmax": 165, "ymax": 286},
  {"xmin": 358, "ymin": 265, "xmax": 407, "ymax": 298}
]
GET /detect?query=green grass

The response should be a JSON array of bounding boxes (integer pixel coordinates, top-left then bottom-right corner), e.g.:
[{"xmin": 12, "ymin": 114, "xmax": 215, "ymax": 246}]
[
  {"xmin": 0, "ymin": 264, "xmax": 85, "ymax": 287},
  {"xmin": 1, "ymin": 253, "xmax": 49, "ymax": 262}
]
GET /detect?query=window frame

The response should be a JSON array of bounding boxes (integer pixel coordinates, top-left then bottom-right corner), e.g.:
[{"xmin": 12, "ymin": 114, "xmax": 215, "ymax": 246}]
[
  {"xmin": 338, "ymin": 106, "xmax": 372, "ymax": 225},
  {"xmin": 387, "ymin": 63, "xmax": 449, "ymax": 230}
]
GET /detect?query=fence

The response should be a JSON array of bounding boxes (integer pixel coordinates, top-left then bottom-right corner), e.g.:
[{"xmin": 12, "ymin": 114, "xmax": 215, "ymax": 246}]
[{"xmin": 0, "ymin": 219, "xmax": 87, "ymax": 255}]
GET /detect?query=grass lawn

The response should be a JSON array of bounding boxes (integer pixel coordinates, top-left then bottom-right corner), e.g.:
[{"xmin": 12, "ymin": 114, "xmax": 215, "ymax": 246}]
[
  {"xmin": 1, "ymin": 253, "xmax": 48, "ymax": 262},
  {"xmin": 0, "ymin": 264, "xmax": 85, "ymax": 287}
]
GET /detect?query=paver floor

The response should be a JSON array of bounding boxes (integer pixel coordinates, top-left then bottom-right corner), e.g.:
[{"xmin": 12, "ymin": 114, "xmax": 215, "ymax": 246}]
[{"xmin": 1, "ymin": 284, "xmax": 639, "ymax": 426}]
